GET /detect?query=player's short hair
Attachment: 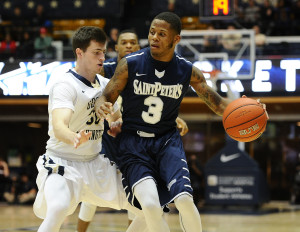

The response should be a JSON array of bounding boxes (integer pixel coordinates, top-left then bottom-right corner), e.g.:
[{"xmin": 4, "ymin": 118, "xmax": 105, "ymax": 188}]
[
  {"xmin": 117, "ymin": 29, "xmax": 139, "ymax": 43},
  {"xmin": 153, "ymin": 12, "xmax": 182, "ymax": 35},
  {"xmin": 72, "ymin": 26, "xmax": 107, "ymax": 59}
]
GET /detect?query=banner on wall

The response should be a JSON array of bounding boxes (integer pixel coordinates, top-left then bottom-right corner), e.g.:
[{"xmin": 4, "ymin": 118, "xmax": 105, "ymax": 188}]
[
  {"xmin": 0, "ymin": 58, "xmax": 299, "ymax": 96},
  {"xmin": 204, "ymin": 143, "xmax": 269, "ymax": 205}
]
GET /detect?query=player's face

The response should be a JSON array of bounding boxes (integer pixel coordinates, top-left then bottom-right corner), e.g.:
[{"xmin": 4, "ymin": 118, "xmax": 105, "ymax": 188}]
[
  {"xmin": 116, "ymin": 33, "xmax": 140, "ymax": 59},
  {"xmin": 79, "ymin": 40, "xmax": 106, "ymax": 75},
  {"xmin": 148, "ymin": 19, "xmax": 180, "ymax": 61}
]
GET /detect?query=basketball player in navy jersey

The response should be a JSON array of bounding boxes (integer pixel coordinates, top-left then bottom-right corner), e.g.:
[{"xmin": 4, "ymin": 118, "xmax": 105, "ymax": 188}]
[
  {"xmin": 77, "ymin": 29, "xmax": 189, "ymax": 232},
  {"xmin": 96, "ymin": 12, "xmax": 220, "ymax": 232}
]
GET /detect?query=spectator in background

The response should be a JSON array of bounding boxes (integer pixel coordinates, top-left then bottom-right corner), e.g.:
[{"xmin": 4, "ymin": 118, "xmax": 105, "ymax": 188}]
[
  {"xmin": 0, "ymin": 157, "xmax": 10, "ymax": 202},
  {"xmin": 33, "ymin": 27, "xmax": 55, "ymax": 59},
  {"xmin": 292, "ymin": 0, "xmax": 300, "ymax": 35},
  {"xmin": 17, "ymin": 173, "xmax": 37, "ymax": 204},
  {"xmin": 275, "ymin": 0, "xmax": 292, "ymax": 35},
  {"xmin": 0, "ymin": 32, "xmax": 17, "ymax": 61},
  {"xmin": 221, "ymin": 24, "xmax": 242, "ymax": 56},
  {"xmin": 243, "ymin": 0, "xmax": 261, "ymax": 28},
  {"xmin": 253, "ymin": 25, "xmax": 266, "ymax": 56},
  {"xmin": 17, "ymin": 31, "xmax": 34, "ymax": 59},
  {"xmin": 260, "ymin": 0, "xmax": 276, "ymax": 35},
  {"xmin": 202, "ymin": 25, "xmax": 220, "ymax": 53},
  {"xmin": 11, "ymin": 6, "xmax": 27, "ymax": 41},
  {"xmin": 3, "ymin": 172, "xmax": 19, "ymax": 204},
  {"xmin": 31, "ymin": 4, "xmax": 47, "ymax": 29},
  {"xmin": 106, "ymin": 27, "xmax": 119, "ymax": 58}
]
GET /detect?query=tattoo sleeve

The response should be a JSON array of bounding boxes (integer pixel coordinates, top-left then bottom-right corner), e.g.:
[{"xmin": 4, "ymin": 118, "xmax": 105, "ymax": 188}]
[
  {"xmin": 190, "ymin": 66, "xmax": 229, "ymax": 116},
  {"xmin": 102, "ymin": 58, "xmax": 129, "ymax": 104}
]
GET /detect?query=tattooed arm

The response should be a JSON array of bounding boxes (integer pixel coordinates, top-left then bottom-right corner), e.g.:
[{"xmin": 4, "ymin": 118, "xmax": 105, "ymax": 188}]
[
  {"xmin": 189, "ymin": 66, "xmax": 231, "ymax": 116},
  {"xmin": 95, "ymin": 58, "xmax": 129, "ymax": 119}
]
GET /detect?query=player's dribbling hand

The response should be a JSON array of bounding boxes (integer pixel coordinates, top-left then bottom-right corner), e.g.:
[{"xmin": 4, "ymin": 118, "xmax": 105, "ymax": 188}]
[
  {"xmin": 96, "ymin": 102, "xmax": 114, "ymax": 121},
  {"xmin": 74, "ymin": 130, "xmax": 92, "ymax": 148},
  {"xmin": 242, "ymin": 95, "xmax": 269, "ymax": 120}
]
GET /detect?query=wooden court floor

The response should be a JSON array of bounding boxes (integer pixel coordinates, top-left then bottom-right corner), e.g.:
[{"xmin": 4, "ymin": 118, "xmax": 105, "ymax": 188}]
[{"xmin": 1, "ymin": 201, "xmax": 300, "ymax": 232}]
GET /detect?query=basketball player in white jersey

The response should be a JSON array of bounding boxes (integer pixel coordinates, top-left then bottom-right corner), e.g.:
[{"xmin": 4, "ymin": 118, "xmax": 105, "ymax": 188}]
[{"xmin": 33, "ymin": 26, "xmax": 147, "ymax": 232}]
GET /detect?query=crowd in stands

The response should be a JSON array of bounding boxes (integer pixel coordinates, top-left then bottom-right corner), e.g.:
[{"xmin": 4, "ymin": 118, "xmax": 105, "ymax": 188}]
[{"xmin": 0, "ymin": 0, "xmax": 300, "ymax": 61}]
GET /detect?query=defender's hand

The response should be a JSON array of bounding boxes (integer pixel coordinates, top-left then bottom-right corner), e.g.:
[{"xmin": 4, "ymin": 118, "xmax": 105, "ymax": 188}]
[{"xmin": 176, "ymin": 117, "xmax": 189, "ymax": 136}]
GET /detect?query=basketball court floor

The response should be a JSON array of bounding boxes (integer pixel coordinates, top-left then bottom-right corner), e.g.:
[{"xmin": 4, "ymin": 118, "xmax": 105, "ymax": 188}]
[{"xmin": 1, "ymin": 201, "xmax": 300, "ymax": 232}]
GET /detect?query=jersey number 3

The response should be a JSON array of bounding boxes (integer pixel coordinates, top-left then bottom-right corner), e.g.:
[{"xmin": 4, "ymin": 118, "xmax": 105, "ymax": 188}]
[{"xmin": 142, "ymin": 96, "xmax": 163, "ymax": 124}]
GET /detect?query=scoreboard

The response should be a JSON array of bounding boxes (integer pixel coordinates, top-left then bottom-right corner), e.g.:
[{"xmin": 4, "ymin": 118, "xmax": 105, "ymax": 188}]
[{"xmin": 200, "ymin": 0, "xmax": 235, "ymax": 20}]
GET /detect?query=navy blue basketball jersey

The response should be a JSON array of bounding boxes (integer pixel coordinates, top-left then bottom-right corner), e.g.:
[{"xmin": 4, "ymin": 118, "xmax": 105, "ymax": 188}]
[
  {"xmin": 122, "ymin": 47, "xmax": 193, "ymax": 135},
  {"xmin": 103, "ymin": 57, "xmax": 118, "ymax": 79}
]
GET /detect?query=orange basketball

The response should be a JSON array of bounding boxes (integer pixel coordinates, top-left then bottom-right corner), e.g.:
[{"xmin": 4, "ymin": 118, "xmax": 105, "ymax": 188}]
[{"xmin": 222, "ymin": 97, "xmax": 268, "ymax": 142}]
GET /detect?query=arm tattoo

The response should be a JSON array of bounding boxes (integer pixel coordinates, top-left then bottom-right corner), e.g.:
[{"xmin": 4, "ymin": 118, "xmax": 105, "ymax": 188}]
[
  {"xmin": 191, "ymin": 67, "xmax": 226, "ymax": 116},
  {"xmin": 103, "ymin": 58, "xmax": 128, "ymax": 103}
]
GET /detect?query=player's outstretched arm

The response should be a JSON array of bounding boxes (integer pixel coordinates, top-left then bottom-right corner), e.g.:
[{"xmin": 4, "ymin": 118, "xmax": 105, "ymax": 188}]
[
  {"xmin": 52, "ymin": 108, "xmax": 92, "ymax": 148},
  {"xmin": 95, "ymin": 58, "xmax": 129, "ymax": 119},
  {"xmin": 189, "ymin": 66, "xmax": 231, "ymax": 116}
]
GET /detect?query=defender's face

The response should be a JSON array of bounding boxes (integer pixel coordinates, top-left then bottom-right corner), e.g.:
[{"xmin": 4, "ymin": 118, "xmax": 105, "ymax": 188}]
[
  {"xmin": 116, "ymin": 32, "xmax": 140, "ymax": 59},
  {"xmin": 80, "ymin": 40, "xmax": 106, "ymax": 74},
  {"xmin": 148, "ymin": 19, "xmax": 180, "ymax": 60}
]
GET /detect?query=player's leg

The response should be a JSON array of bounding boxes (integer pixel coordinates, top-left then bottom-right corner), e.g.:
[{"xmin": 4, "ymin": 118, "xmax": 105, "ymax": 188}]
[
  {"xmin": 38, "ymin": 173, "xmax": 73, "ymax": 232},
  {"xmin": 174, "ymin": 194, "xmax": 202, "ymax": 232},
  {"xmin": 134, "ymin": 178, "xmax": 170, "ymax": 232},
  {"xmin": 77, "ymin": 202, "xmax": 97, "ymax": 232},
  {"xmin": 159, "ymin": 130, "xmax": 202, "ymax": 232}
]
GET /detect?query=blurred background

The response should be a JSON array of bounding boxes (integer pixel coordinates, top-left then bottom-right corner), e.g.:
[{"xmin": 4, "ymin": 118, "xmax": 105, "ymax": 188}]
[{"xmin": 0, "ymin": 0, "xmax": 300, "ymax": 208}]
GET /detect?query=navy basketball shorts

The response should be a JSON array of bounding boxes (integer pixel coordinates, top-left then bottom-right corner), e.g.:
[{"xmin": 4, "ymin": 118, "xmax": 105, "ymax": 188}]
[{"xmin": 117, "ymin": 129, "xmax": 193, "ymax": 210}]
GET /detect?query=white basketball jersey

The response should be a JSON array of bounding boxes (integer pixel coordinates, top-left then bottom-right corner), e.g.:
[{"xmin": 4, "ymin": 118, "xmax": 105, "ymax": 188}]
[{"xmin": 46, "ymin": 69, "xmax": 117, "ymax": 160}]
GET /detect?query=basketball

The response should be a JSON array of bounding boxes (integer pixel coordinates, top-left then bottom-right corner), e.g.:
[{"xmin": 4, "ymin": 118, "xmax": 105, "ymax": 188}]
[{"xmin": 222, "ymin": 97, "xmax": 268, "ymax": 142}]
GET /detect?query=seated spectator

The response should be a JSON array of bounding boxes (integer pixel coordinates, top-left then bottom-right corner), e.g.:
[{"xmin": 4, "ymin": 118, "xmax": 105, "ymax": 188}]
[
  {"xmin": 3, "ymin": 172, "xmax": 19, "ymax": 204},
  {"xmin": 11, "ymin": 6, "xmax": 28, "ymax": 41},
  {"xmin": 33, "ymin": 27, "xmax": 55, "ymax": 59},
  {"xmin": 17, "ymin": 173, "xmax": 37, "ymax": 204},
  {"xmin": 275, "ymin": 0, "xmax": 292, "ymax": 35},
  {"xmin": 202, "ymin": 25, "xmax": 221, "ymax": 53},
  {"xmin": 106, "ymin": 27, "xmax": 119, "ymax": 58},
  {"xmin": 243, "ymin": 0, "xmax": 261, "ymax": 28},
  {"xmin": 253, "ymin": 25, "xmax": 266, "ymax": 56},
  {"xmin": 0, "ymin": 157, "xmax": 10, "ymax": 202},
  {"xmin": 17, "ymin": 31, "xmax": 34, "ymax": 59},
  {"xmin": 292, "ymin": 0, "xmax": 300, "ymax": 35},
  {"xmin": 260, "ymin": 0, "xmax": 276, "ymax": 35},
  {"xmin": 221, "ymin": 24, "xmax": 242, "ymax": 56},
  {"xmin": 31, "ymin": 4, "xmax": 47, "ymax": 28},
  {"xmin": 3, "ymin": 172, "xmax": 37, "ymax": 204},
  {"xmin": 0, "ymin": 32, "xmax": 17, "ymax": 61}
]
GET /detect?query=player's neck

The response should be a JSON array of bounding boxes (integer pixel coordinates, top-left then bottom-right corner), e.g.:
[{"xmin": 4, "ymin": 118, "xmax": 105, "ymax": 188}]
[
  {"xmin": 74, "ymin": 67, "xmax": 96, "ymax": 84},
  {"xmin": 150, "ymin": 51, "xmax": 174, "ymax": 62}
]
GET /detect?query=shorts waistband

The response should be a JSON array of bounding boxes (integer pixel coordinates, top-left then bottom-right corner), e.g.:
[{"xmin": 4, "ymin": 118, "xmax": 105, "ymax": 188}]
[
  {"xmin": 46, "ymin": 149, "xmax": 99, "ymax": 162},
  {"xmin": 136, "ymin": 130, "xmax": 155, "ymax": 138}
]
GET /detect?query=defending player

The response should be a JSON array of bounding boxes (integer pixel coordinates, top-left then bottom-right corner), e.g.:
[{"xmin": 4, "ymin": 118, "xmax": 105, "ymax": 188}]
[{"xmin": 33, "ymin": 26, "xmax": 146, "ymax": 232}]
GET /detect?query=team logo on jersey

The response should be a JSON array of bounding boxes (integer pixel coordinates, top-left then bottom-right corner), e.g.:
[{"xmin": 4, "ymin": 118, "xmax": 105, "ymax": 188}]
[
  {"xmin": 155, "ymin": 69, "xmax": 165, "ymax": 78},
  {"xmin": 133, "ymin": 80, "xmax": 183, "ymax": 99}
]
